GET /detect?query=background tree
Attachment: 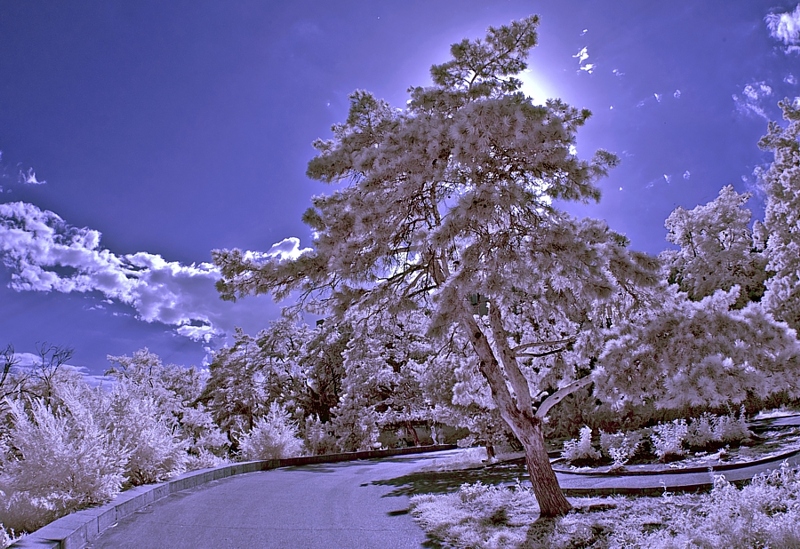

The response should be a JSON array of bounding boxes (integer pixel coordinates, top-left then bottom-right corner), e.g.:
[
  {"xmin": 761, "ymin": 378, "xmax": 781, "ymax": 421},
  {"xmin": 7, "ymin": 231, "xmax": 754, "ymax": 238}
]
[
  {"xmin": 661, "ymin": 185, "xmax": 767, "ymax": 307},
  {"xmin": 760, "ymin": 99, "xmax": 800, "ymax": 331},
  {"xmin": 106, "ymin": 349, "xmax": 228, "ymax": 462},
  {"xmin": 597, "ymin": 285, "xmax": 800, "ymax": 411},
  {"xmin": 214, "ymin": 16, "xmax": 658, "ymax": 516},
  {"xmin": 333, "ymin": 304, "xmax": 433, "ymax": 450}
]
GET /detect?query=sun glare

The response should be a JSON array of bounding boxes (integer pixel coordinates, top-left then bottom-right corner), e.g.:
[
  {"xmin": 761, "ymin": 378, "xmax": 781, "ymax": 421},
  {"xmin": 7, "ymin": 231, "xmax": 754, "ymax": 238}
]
[{"xmin": 518, "ymin": 68, "xmax": 555, "ymax": 106}]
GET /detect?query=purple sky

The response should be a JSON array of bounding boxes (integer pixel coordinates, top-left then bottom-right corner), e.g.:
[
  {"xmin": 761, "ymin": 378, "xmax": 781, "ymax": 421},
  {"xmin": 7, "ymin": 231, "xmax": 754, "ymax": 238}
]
[{"xmin": 1, "ymin": 1, "xmax": 799, "ymax": 375}]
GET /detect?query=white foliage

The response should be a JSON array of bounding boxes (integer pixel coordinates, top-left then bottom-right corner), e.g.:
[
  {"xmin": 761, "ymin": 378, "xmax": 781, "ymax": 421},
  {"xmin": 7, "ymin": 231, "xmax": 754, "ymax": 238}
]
[
  {"xmin": 106, "ymin": 382, "xmax": 187, "ymax": 486},
  {"xmin": 598, "ymin": 286, "xmax": 800, "ymax": 410},
  {"xmin": 562, "ymin": 426, "xmax": 601, "ymax": 463},
  {"xmin": 599, "ymin": 430, "xmax": 643, "ymax": 468},
  {"xmin": 761, "ymin": 100, "xmax": 800, "ymax": 330},
  {"xmin": 238, "ymin": 403, "xmax": 304, "ymax": 461},
  {"xmin": 0, "ymin": 392, "xmax": 128, "ymax": 532},
  {"xmin": 662, "ymin": 185, "xmax": 766, "ymax": 307},
  {"xmin": 650, "ymin": 419, "xmax": 688, "ymax": 461}
]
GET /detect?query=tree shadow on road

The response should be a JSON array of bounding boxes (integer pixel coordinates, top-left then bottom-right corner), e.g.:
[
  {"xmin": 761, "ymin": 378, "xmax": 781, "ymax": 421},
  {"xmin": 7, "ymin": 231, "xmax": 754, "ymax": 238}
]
[{"xmin": 371, "ymin": 461, "xmax": 528, "ymax": 497}]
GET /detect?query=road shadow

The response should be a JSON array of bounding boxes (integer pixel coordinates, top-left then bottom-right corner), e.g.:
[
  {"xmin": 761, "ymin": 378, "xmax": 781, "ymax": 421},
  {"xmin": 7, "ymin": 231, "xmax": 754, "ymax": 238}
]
[{"xmin": 371, "ymin": 461, "xmax": 529, "ymax": 497}]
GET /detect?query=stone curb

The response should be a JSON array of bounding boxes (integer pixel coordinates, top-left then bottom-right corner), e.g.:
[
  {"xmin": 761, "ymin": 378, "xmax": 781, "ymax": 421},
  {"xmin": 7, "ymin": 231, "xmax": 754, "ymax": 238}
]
[
  {"xmin": 552, "ymin": 447, "xmax": 800, "ymax": 476},
  {"xmin": 10, "ymin": 444, "xmax": 456, "ymax": 549}
]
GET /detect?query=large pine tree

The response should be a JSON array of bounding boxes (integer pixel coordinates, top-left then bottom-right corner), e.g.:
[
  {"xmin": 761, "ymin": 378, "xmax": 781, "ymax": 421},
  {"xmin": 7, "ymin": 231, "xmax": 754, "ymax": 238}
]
[{"xmin": 214, "ymin": 16, "xmax": 657, "ymax": 516}]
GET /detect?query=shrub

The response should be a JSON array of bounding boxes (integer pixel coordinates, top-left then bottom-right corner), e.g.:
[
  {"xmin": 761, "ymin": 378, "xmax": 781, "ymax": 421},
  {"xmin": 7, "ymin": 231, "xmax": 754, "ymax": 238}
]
[
  {"xmin": 650, "ymin": 419, "xmax": 688, "ymax": 461},
  {"xmin": 714, "ymin": 410, "xmax": 751, "ymax": 445},
  {"xmin": 0, "ymin": 395, "xmax": 128, "ymax": 532},
  {"xmin": 106, "ymin": 383, "xmax": 188, "ymax": 486},
  {"xmin": 410, "ymin": 482, "xmax": 538, "ymax": 548},
  {"xmin": 599, "ymin": 431, "xmax": 643, "ymax": 469},
  {"xmin": 238, "ymin": 403, "xmax": 304, "ymax": 460},
  {"xmin": 302, "ymin": 416, "xmax": 339, "ymax": 456},
  {"xmin": 683, "ymin": 411, "xmax": 752, "ymax": 451},
  {"xmin": 0, "ymin": 524, "xmax": 18, "ymax": 549},
  {"xmin": 562, "ymin": 426, "xmax": 601, "ymax": 465}
]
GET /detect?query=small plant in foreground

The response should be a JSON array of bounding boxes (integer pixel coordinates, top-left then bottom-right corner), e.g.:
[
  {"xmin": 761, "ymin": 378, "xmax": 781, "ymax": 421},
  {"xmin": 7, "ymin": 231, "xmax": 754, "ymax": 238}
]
[
  {"xmin": 650, "ymin": 419, "xmax": 688, "ymax": 462},
  {"xmin": 0, "ymin": 523, "xmax": 18, "ymax": 549},
  {"xmin": 600, "ymin": 430, "xmax": 643, "ymax": 470},
  {"xmin": 562, "ymin": 426, "xmax": 601, "ymax": 465}
]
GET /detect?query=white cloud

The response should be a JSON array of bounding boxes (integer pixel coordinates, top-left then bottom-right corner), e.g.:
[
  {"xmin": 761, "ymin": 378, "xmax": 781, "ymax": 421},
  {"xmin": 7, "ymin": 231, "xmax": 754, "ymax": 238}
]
[
  {"xmin": 673, "ymin": 89, "xmax": 682, "ymax": 99},
  {"xmin": 654, "ymin": 93, "xmax": 663, "ymax": 103},
  {"xmin": 743, "ymin": 82, "xmax": 772, "ymax": 100},
  {"xmin": 580, "ymin": 29, "xmax": 588, "ymax": 36},
  {"xmin": 12, "ymin": 352, "xmax": 114, "ymax": 387},
  {"xmin": 732, "ymin": 81, "xmax": 774, "ymax": 120},
  {"xmin": 573, "ymin": 47, "xmax": 589, "ymax": 64},
  {"xmin": 766, "ymin": 4, "xmax": 800, "ymax": 53},
  {"xmin": 0, "ymin": 202, "xmax": 286, "ymax": 345},
  {"xmin": 785, "ymin": 73, "xmax": 798, "ymax": 84},
  {"xmin": 683, "ymin": 171, "xmax": 691, "ymax": 180},
  {"xmin": 19, "ymin": 168, "xmax": 45, "ymax": 185},
  {"xmin": 573, "ymin": 47, "xmax": 594, "ymax": 74},
  {"xmin": 612, "ymin": 69, "xmax": 624, "ymax": 77},
  {"xmin": 663, "ymin": 174, "xmax": 672, "ymax": 184},
  {"xmin": 266, "ymin": 237, "xmax": 311, "ymax": 260}
]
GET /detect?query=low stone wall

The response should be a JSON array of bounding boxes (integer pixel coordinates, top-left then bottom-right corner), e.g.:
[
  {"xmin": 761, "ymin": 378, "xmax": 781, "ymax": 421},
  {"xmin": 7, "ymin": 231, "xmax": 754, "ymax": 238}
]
[{"xmin": 10, "ymin": 444, "xmax": 457, "ymax": 549}]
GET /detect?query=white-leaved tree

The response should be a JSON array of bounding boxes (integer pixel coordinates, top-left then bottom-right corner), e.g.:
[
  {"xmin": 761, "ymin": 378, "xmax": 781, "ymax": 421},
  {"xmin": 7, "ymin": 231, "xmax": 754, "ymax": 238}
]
[
  {"xmin": 760, "ymin": 100, "xmax": 800, "ymax": 331},
  {"xmin": 213, "ymin": 16, "xmax": 657, "ymax": 516},
  {"xmin": 597, "ymin": 285, "xmax": 800, "ymax": 411},
  {"xmin": 661, "ymin": 185, "xmax": 767, "ymax": 308}
]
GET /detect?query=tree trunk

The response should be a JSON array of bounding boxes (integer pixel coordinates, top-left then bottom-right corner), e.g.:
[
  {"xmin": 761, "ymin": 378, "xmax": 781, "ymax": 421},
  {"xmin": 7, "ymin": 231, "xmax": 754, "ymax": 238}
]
[
  {"xmin": 485, "ymin": 442, "xmax": 496, "ymax": 461},
  {"xmin": 405, "ymin": 421, "xmax": 420, "ymax": 446},
  {"xmin": 510, "ymin": 409, "xmax": 572, "ymax": 517},
  {"xmin": 458, "ymin": 307, "xmax": 572, "ymax": 517}
]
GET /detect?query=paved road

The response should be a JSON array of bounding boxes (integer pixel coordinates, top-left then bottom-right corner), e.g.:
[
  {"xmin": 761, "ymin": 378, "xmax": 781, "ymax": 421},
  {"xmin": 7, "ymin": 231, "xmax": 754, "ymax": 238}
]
[
  {"xmin": 87, "ymin": 451, "xmax": 456, "ymax": 549},
  {"xmin": 83, "ymin": 416, "xmax": 800, "ymax": 548}
]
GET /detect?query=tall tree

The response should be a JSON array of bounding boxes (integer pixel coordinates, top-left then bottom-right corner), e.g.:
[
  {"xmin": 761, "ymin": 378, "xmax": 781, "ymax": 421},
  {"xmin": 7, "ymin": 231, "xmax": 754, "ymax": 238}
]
[
  {"xmin": 661, "ymin": 185, "xmax": 767, "ymax": 307},
  {"xmin": 760, "ymin": 100, "xmax": 800, "ymax": 331},
  {"xmin": 214, "ymin": 16, "xmax": 657, "ymax": 516}
]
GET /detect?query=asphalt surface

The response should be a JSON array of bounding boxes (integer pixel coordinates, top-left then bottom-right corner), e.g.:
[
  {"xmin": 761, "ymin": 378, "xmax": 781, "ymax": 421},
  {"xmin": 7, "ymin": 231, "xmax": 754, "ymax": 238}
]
[
  {"xmin": 83, "ymin": 415, "xmax": 800, "ymax": 548},
  {"xmin": 86, "ymin": 452, "xmax": 446, "ymax": 549}
]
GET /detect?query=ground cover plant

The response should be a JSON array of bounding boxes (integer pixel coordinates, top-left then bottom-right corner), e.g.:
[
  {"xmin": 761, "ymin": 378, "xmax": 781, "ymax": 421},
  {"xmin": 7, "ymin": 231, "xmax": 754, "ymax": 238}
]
[{"xmin": 411, "ymin": 461, "xmax": 800, "ymax": 548}]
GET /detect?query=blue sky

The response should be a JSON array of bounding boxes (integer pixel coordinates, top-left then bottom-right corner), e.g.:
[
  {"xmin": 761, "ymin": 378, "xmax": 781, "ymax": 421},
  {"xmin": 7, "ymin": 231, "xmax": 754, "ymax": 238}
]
[{"xmin": 1, "ymin": 1, "xmax": 799, "ymax": 375}]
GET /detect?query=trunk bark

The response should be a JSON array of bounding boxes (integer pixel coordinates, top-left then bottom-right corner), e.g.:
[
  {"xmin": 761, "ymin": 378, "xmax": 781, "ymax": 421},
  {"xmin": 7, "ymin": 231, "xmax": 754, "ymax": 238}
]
[
  {"xmin": 405, "ymin": 421, "xmax": 420, "ymax": 446},
  {"xmin": 509, "ymin": 409, "xmax": 572, "ymax": 517},
  {"xmin": 457, "ymin": 307, "xmax": 572, "ymax": 517}
]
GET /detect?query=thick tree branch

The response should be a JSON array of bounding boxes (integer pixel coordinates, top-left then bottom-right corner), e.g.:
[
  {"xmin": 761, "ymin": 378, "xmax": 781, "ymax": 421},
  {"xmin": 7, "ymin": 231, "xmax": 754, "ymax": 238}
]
[
  {"xmin": 487, "ymin": 300, "xmax": 532, "ymax": 412},
  {"xmin": 534, "ymin": 376, "xmax": 594, "ymax": 419},
  {"xmin": 511, "ymin": 337, "xmax": 576, "ymax": 355}
]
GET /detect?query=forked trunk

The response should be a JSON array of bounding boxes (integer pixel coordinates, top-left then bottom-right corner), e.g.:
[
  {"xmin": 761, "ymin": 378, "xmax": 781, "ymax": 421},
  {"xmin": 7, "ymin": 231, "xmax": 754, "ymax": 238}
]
[
  {"xmin": 458, "ymin": 309, "xmax": 572, "ymax": 517},
  {"xmin": 509, "ymin": 410, "xmax": 572, "ymax": 517}
]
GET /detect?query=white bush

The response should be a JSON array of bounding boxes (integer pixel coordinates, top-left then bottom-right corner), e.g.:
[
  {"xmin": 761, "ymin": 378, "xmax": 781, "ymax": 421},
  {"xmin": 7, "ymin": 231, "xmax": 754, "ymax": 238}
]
[
  {"xmin": 106, "ymin": 383, "xmax": 188, "ymax": 486},
  {"xmin": 238, "ymin": 403, "xmax": 304, "ymax": 461},
  {"xmin": 650, "ymin": 419, "xmax": 688, "ymax": 461},
  {"xmin": 0, "ymin": 523, "xmax": 18, "ymax": 549},
  {"xmin": 685, "ymin": 411, "xmax": 751, "ymax": 449},
  {"xmin": 0, "ymin": 395, "xmax": 128, "ymax": 532},
  {"xmin": 302, "ymin": 416, "xmax": 338, "ymax": 456},
  {"xmin": 714, "ymin": 411, "xmax": 751, "ymax": 445},
  {"xmin": 600, "ymin": 431, "xmax": 643, "ymax": 469},
  {"xmin": 562, "ymin": 426, "xmax": 601, "ymax": 464}
]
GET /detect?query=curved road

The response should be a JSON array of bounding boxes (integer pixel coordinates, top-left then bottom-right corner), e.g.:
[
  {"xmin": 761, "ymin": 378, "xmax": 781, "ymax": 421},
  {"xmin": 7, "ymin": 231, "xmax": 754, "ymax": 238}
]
[{"xmin": 86, "ymin": 450, "xmax": 458, "ymax": 549}]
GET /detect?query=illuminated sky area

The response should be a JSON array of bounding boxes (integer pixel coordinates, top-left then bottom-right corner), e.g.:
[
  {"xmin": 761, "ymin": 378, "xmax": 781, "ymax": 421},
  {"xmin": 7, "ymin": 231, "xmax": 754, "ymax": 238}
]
[{"xmin": 1, "ymin": 1, "xmax": 799, "ymax": 374}]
